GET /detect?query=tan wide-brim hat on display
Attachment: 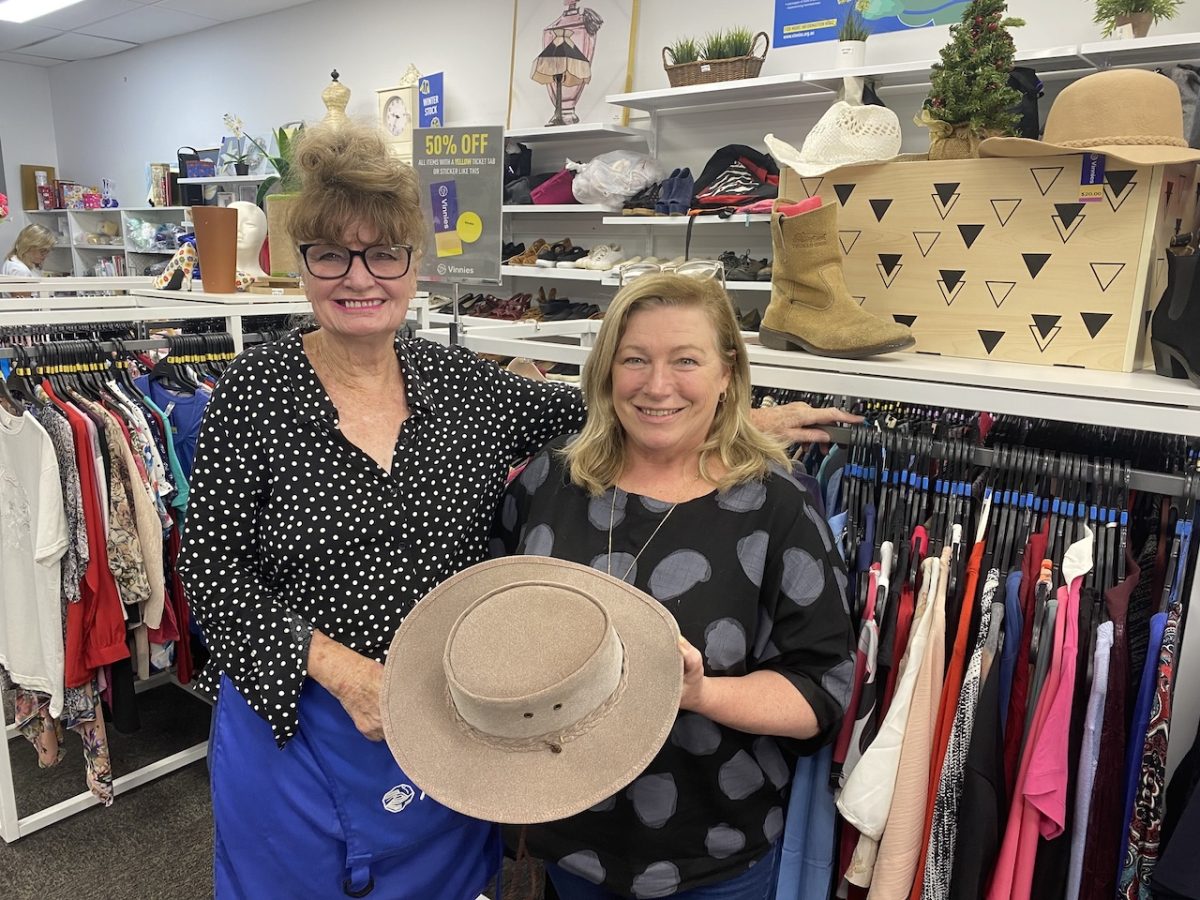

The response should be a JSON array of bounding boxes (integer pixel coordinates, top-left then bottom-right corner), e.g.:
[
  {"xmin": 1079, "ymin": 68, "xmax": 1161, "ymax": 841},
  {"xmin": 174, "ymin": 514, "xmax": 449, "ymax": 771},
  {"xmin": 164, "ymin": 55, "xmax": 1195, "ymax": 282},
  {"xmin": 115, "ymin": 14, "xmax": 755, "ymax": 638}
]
[
  {"xmin": 381, "ymin": 556, "xmax": 683, "ymax": 825},
  {"xmin": 766, "ymin": 100, "xmax": 904, "ymax": 177},
  {"xmin": 980, "ymin": 68, "xmax": 1200, "ymax": 166}
]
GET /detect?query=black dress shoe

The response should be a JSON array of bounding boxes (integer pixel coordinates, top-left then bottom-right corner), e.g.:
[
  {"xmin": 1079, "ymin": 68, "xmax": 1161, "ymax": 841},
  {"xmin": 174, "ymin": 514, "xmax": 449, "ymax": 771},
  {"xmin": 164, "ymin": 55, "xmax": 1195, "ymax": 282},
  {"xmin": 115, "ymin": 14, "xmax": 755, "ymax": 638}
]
[{"xmin": 1152, "ymin": 251, "xmax": 1200, "ymax": 387}]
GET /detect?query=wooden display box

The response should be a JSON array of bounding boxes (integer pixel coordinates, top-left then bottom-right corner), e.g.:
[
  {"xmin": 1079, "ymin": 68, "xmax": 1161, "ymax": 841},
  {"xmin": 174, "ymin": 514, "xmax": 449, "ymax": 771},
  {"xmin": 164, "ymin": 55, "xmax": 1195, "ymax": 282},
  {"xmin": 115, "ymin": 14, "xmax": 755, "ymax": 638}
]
[{"xmin": 780, "ymin": 155, "xmax": 1199, "ymax": 371}]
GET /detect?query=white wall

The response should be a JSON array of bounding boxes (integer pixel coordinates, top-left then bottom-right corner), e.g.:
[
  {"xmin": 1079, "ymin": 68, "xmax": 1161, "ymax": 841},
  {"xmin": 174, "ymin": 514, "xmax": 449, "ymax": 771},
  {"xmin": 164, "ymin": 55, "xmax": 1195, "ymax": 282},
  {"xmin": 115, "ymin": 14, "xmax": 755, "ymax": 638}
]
[
  {"xmin": 0, "ymin": 60, "xmax": 59, "ymax": 233},
  {"xmin": 39, "ymin": 0, "xmax": 1200, "ymax": 202}
]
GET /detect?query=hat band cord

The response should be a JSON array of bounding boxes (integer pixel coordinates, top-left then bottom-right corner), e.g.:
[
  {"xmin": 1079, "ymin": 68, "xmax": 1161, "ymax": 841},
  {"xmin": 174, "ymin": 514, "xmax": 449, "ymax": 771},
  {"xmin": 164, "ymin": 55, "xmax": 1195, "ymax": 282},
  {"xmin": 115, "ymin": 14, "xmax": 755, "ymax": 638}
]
[
  {"xmin": 444, "ymin": 639, "xmax": 629, "ymax": 754},
  {"xmin": 1057, "ymin": 135, "xmax": 1188, "ymax": 149}
]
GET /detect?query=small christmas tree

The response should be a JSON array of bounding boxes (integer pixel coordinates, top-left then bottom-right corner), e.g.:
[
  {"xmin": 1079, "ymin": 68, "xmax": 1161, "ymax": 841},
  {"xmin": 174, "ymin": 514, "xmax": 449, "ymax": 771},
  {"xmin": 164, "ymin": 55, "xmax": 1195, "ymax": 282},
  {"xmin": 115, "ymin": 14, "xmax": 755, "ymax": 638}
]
[{"xmin": 925, "ymin": 0, "xmax": 1025, "ymax": 135}]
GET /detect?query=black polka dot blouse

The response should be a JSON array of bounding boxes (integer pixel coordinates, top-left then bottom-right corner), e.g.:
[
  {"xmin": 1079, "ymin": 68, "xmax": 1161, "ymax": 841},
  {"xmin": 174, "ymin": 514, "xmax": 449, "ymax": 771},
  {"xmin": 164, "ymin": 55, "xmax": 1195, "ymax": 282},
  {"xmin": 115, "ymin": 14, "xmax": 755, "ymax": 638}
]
[{"xmin": 178, "ymin": 329, "xmax": 583, "ymax": 746}]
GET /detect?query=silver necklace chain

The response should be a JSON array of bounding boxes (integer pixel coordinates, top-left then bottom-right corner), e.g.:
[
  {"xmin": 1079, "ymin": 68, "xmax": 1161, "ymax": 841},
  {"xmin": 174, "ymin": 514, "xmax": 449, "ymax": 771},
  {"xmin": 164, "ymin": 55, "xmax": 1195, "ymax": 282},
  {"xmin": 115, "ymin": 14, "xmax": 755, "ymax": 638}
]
[{"xmin": 607, "ymin": 488, "xmax": 679, "ymax": 583}]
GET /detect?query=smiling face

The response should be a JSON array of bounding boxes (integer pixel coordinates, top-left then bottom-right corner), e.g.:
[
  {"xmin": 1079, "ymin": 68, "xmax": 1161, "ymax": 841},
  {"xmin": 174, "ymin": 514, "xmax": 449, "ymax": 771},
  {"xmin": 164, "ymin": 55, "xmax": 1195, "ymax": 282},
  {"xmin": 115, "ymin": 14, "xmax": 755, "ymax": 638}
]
[
  {"xmin": 303, "ymin": 222, "xmax": 416, "ymax": 344},
  {"xmin": 610, "ymin": 306, "xmax": 731, "ymax": 465}
]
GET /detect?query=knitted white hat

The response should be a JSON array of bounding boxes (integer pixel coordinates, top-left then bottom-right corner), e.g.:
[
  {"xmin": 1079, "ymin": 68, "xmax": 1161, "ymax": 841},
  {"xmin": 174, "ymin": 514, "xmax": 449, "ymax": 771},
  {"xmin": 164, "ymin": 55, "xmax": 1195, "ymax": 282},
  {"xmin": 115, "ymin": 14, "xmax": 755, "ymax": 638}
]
[{"xmin": 766, "ymin": 101, "xmax": 903, "ymax": 178}]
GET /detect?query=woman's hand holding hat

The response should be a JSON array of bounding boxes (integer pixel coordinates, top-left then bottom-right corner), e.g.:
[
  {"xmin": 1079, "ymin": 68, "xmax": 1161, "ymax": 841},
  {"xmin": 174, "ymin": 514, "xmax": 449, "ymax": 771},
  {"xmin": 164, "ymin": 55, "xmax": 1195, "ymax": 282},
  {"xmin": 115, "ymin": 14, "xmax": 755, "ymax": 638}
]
[{"xmin": 750, "ymin": 401, "xmax": 863, "ymax": 445}]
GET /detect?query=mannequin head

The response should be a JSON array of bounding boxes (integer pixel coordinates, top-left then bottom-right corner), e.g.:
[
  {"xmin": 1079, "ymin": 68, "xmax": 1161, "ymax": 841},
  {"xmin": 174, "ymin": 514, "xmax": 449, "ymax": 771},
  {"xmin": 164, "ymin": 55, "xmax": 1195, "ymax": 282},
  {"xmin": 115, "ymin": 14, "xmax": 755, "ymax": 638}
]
[{"xmin": 230, "ymin": 201, "xmax": 268, "ymax": 278}]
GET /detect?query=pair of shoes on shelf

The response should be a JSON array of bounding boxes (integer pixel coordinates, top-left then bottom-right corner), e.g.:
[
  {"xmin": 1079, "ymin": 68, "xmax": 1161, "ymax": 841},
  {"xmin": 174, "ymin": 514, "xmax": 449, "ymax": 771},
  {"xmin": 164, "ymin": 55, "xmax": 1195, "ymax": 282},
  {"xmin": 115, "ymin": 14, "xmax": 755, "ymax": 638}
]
[
  {"xmin": 506, "ymin": 357, "xmax": 547, "ymax": 381},
  {"xmin": 574, "ymin": 244, "xmax": 625, "ymax": 271},
  {"xmin": 540, "ymin": 299, "xmax": 600, "ymax": 321},
  {"xmin": 508, "ymin": 239, "xmax": 548, "ymax": 266},
  {"xmin": 737, "ymin": 307, "xmax": 762, "ymax": 332},
  {"xmin": 655, "ymin": 168, "xmax": 694, "ymax": 216},
  {"xmin": 623, "ymin": 182, "xmax": 662, "ymax": 216},
  {"xmin": 719, "ymin": 250, "xmax": 770, "ymax": 281},
  {"xmin": 537, "ymin": 239, "xmax": 588, "ymax": 267},
  {"xmin": 1152, "ymin": 250, "xmax": 1200, "ymax": 388},
  {"xmin": 501, "ymin": 241, "xmax": 525, "ymax": 261},
  {"xmin": 477, "ymin": 293, "xmax": 531, "ymax": 320}
]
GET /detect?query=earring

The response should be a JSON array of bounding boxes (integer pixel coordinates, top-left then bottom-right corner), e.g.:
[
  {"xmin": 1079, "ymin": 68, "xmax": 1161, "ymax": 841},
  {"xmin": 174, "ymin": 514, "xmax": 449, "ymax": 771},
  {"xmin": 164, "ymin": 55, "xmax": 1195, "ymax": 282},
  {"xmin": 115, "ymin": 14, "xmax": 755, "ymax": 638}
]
[{"xmin": 718, "ymin": 391, "xmax": 727, "ymax": 403}]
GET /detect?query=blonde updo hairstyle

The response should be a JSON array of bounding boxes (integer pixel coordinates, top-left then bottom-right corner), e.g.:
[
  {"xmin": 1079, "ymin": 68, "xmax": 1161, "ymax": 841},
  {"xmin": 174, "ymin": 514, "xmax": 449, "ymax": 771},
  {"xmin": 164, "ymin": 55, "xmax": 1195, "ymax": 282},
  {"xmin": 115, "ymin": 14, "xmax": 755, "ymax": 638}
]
[
  {"xmin": 564, "ymin": 273, "xmax": 789, "ymax": 496},
  {"xmin": 287, "ymin": 120, "xmax": 425, "ymax": 253},
  {"xmin": 6, "ymin": 224, "xmax": 57, "ymax": 268}
]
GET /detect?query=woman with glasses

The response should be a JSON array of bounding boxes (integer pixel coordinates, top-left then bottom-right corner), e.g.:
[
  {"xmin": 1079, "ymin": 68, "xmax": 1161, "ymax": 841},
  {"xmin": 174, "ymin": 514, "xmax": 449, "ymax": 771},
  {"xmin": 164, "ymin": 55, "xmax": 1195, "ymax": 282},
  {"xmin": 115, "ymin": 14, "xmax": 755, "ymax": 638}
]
[
  {"xmin": 495, "ymin": 273, "xmax": 857, "ymax": 899},
  {"xmin": 180, "ymin": 120, "xmax": 854, "ymax": 899}
]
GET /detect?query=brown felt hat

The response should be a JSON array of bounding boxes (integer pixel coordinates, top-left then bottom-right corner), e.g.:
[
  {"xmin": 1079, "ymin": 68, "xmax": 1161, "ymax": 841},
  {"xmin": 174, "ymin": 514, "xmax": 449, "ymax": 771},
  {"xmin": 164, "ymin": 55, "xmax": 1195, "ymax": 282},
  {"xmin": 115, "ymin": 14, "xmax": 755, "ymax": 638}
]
[
  {"xmin": 980, "ymin": 68, "xmax": 1200, "ymax": 166},
  {"xmin": 381, "ymin": 556, "xmax": 682, "ymax": 824}
]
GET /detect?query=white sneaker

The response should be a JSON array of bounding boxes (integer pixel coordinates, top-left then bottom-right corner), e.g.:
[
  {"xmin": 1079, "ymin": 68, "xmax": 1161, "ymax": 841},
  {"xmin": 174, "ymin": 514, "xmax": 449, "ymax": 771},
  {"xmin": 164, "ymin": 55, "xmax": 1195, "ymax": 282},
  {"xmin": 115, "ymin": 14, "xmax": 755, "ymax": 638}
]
[{"xmin": 580, "ymin": 244, "xmax": 625, "ymax": 271}]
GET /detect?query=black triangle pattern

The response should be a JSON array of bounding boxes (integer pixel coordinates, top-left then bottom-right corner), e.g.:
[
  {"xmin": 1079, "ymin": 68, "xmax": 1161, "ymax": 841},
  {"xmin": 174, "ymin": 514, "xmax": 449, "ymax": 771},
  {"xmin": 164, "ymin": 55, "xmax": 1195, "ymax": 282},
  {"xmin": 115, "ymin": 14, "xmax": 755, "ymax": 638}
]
[
  {"xmin": 800, "ymin": 177, "xmax": 825, "ymax": 199},
  {"xmin": 934, "ymin": 183, "xmax": 960, "ymax": 206},
  {"xmin": 1023, "ymin": 253, "xmax": 1051, "ymax": 279},
  {"xmin": 979, "ymin": 330, "xmax": 1005, "ymax": 354},
  {"xmin": 986, "ymin": 281, "xmax": 1016, "ymax": 308},
  {"xmin": 1055, "ymin": 203, "xmax": 1085, "ymax": 229},
  {"xmin": 1081, "ymin": 311, "xmax": 1113, "ymax": 339},
  {"xmin": 1031, "ymin": 166, "xmax": 1064, "ymax": 196},
  {"xmin": 913, "ymin": 231, "xmax": 941, "ymax": 257},
  {"xmin": 877, "ymin": 262, "xmax": 903, "ymax": 289},
  {"xmin": 958, "ymin": 224, "xmax": 984, "ymax": 248},
  {"xmin": 1091, "ymin": 262, "xmax": 1126, "ymax": 292},
  {"xmin": 834, "ymin": 184, "xmax": 857, "ymax": 206},
  {"xmin": 878, "ymin": 253, "xmax": 902, "ymax": 276},
  {"xmin": 893, "ymin": 315, "xmax": 918, "ymax": 328},
  {"xmin": 1104, "ymin": 176, "xmax": 1139, "ymax": 212},
  {"xmin": 1106, "ymin": 170, "xmax": 1136, "ymax": 196},
  {"xmin": 1052, "ymin": 211, "xmax": 1086, "ymax": 243},
  {"xmin": 931, "ymin": 192, "xmax": 961, "ymax": 220},
  {"xmin": 939, "ymin": 269, "xmax": 965, "ymax": 292},
  {"xmin": 991, "ymin": 199, "xmax": 1022, "ymax": 227},
  {"xmin": 870, "ymin": 199, "xmax": 894, "ymax": 222},
  {"xmin": 854, "ymin": 296, "xmax": 866, "ymax": 306},
  {"xmin": 1032, "ymin": 314, "xmax": 1061, "ymax": 339},
  {"xmin": 838, "ymin": 231, "xmax": 862, "ymax": 255}
]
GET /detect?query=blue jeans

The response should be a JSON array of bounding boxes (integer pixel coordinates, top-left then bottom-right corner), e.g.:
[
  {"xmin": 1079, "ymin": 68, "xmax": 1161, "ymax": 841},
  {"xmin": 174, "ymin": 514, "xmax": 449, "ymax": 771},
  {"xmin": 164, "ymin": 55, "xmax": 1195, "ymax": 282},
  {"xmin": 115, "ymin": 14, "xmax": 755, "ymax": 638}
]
[{"xmin": 545, "ymin": 842, "xmax": 781, "ymax": 900}]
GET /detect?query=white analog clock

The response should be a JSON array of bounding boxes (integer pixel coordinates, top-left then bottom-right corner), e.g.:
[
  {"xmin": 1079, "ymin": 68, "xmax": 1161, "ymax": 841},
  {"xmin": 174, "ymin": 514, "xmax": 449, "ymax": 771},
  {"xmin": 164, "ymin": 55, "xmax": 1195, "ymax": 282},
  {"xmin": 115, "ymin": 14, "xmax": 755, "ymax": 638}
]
[{"xmin": 384, "ymin": 95, "xmax": 411, "ymax": 136}]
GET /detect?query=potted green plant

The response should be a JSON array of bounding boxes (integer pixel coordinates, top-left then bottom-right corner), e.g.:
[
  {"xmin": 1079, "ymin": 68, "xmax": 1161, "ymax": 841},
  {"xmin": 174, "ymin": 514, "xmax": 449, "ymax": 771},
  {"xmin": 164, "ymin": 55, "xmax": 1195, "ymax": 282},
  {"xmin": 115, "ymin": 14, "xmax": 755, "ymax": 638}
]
[
  {"xmin": 221, "ymin": 137, "xmax": 253, "ymax": 176},
  {"xmin": 1093, "ymin": 0, "xmax": 1184, "ymax": 38},
  {"xmin": 918, "ymin": 0, "xmax": 1025, "ymax": 159},
  {"xmin": 837, "ymin": 2, "xmax": 872, "ymax": 69},
  {"xmin": 662, "ymin": 26, "xmax": 769, "ymax": 87}
]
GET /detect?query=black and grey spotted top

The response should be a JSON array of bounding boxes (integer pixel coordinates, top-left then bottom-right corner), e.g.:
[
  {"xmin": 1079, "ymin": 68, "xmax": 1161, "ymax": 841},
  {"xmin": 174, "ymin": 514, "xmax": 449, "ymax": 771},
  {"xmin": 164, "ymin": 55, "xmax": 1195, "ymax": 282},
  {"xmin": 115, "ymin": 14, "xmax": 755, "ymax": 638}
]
[
  {"xmin": 493, "ymin": 440, "xmax": 856, "ymax": 897},
  {"xmin": 178, "ymin": 329, "xmax": 583, "ymax": 746}
]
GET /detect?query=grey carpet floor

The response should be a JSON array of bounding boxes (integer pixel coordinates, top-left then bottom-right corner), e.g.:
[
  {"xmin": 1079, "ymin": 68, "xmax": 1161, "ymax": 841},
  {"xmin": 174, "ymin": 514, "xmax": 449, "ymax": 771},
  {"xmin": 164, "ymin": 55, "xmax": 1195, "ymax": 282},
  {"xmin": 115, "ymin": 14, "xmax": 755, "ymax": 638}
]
[{"xmin": 0, "ymin": 685, "xmax": 214, "ymax": 900}]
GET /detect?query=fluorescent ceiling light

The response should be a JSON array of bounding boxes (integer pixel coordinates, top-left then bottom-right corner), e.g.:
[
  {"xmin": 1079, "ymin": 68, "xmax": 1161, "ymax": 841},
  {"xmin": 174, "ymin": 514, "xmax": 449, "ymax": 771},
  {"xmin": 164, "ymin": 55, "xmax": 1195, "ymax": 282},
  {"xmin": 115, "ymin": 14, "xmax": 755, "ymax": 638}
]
[{"xmin": 0, "ymin": 0, "xmax": 85, "ymax": 23}]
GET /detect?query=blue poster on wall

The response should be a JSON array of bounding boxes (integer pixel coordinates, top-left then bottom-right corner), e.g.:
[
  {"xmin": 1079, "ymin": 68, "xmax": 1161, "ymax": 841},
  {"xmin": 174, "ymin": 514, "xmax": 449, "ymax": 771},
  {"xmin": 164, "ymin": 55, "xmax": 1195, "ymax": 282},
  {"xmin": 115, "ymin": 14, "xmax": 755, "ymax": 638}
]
[
  {"xmin": 774, "ymin": 0, "xmax": 969, "ymax": 48},
  {"xmin": 419, "ymin": 73, "xmax": 444, "ymax": 128}
]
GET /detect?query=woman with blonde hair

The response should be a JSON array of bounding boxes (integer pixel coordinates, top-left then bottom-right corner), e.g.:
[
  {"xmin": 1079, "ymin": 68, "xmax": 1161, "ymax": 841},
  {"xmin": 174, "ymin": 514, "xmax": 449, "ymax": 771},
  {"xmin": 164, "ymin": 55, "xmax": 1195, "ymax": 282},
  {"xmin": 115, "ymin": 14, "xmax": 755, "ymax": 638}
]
[
  {"xmin": 496, "ymin": 273, "xmax": 857, "ymax": 899},
  {"xmin": 2, "ymin": 223, "xmax": 56, "ymax": 277}
]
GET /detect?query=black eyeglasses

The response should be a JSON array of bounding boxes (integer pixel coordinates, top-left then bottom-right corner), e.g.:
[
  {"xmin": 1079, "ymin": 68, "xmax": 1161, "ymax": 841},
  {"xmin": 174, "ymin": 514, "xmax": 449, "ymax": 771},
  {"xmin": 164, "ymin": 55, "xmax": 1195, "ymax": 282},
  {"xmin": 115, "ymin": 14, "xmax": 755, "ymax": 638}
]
[{"xmin": 299, "ymin": 243, "xmax": 414, "ymax": 280}]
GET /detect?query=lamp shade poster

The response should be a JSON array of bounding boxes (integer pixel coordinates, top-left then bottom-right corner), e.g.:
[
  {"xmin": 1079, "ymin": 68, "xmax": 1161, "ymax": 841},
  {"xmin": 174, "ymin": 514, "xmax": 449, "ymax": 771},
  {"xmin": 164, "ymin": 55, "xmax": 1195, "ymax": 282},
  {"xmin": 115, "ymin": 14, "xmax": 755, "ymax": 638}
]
[
  {"xmin": 507, "ymin": 0, "xmax": 638, "ymax": 129},
  {"xmin": 774, "ymin": 0, "xmax": 968, "ymax": 48}
]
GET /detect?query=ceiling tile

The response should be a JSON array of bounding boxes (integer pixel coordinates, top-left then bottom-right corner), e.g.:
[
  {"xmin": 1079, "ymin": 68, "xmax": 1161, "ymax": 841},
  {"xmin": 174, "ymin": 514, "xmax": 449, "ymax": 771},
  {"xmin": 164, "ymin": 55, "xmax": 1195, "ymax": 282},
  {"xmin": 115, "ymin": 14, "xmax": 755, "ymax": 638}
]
[
  {"xmin": 20, "ymin": 31, "xmax": 135, "ymax": 59},
  {"xmin": 0, "ymin": 50, "xmax": 65, "ymax": 65},
  {"xmin": 0, "ymin": 21, "xmax": 60, "ymax": 52},
  {"xmin": 32, "ymin": 0, "xmax": 143, "ymax": 30},
  {"xmin": 155, "ymin": 0, "xmax": 310, "ymax": 23},
  {"xmin": 81, "ymin": 5, "xmax": 218, "ymax": 41}
]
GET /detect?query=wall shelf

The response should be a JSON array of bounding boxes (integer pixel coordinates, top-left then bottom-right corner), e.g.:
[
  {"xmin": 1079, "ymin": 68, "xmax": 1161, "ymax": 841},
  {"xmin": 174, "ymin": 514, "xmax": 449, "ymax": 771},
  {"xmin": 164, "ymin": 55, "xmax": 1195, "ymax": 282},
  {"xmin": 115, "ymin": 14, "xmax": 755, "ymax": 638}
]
[
  {"xmin": 503, "ymin": 204, "xmax": 610, "ymax": 213},
  {"xmin": 601, "ymin": 214, "xmax": 771, "ymax": 226},
  {"xmin": 607, "ymin": 73, "xmax": 830, "ymax": 113},
  {"xmin": 1079, "ymin": 31, "xmax": 1200, "ymax": 69},
  {"xmin": 500, "ymin": 264, "xmax": 606, "ymax": 282},
  {"xmin": 504, "ymin": 122, "xmax": 646, "ymax": 142},
  {"xmin": 177, "ymin": 174, "xmax": 272, "ymax": 184}
]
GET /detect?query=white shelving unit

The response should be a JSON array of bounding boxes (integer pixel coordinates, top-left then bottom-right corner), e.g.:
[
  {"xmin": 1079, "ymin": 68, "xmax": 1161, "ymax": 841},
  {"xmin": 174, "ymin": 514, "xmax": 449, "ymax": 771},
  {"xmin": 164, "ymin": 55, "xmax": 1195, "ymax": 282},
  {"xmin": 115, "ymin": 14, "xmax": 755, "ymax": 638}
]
[
  {"xmin": 607, "ymin": 73, "xmax": 829, "ymax": 114},
  {"xmin": 504, "ymin": 123, "xmax": 647, "ymax": 143},
  {"xmin": 21, "ymin": 208, "xmax": 191, "ymax": 278},
  {"xmin": 601, "ymin": 214, "xmax": 771, "ymax": 226},
  {"xmin": 503, "ymin": 204, "xmax": 610, "ymax": 214},
  {"xmin": 500, "ymin": 264, "xmax": 606, "ymax": 282},
  {"xmin": 176, "ymin": 174, "xmax": 272, "ymax": 185}
]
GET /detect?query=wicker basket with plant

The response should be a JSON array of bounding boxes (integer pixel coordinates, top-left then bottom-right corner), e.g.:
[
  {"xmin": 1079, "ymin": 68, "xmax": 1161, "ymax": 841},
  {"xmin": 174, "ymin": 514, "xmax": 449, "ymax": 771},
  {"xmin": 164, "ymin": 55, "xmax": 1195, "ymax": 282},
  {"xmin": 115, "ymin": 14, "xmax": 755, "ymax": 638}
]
[{"xmin": 662, "ymin": 27, "xmax": 769, "ymax": 88}]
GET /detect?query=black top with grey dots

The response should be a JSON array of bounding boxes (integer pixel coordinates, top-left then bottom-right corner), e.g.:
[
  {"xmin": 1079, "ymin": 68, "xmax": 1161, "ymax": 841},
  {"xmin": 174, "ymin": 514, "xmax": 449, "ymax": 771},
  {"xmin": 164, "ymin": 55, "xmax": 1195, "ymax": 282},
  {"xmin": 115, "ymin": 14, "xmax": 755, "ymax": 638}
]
[
  {"xmin": 494, "ymin": 439, "xmax": 856, "ymax": 897},
  {"xmin": 179, "ymin": 329, "xmax": 583, "ymax": 746}
]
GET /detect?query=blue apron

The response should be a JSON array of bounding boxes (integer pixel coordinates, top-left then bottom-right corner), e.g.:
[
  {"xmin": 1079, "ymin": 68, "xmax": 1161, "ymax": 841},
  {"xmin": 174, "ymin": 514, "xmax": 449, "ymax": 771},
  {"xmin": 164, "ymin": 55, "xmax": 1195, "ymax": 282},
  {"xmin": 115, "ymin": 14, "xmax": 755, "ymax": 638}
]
[{"xmin": 210, "ymin": 675, "xmax": 502, "ymax": 899}]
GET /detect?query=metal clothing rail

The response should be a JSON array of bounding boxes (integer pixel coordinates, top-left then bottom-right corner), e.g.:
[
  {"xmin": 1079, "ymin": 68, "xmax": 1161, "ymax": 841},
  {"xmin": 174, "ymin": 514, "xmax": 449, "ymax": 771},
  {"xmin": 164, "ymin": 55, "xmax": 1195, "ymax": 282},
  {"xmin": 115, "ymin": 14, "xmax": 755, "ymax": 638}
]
[
  {"xmin": 0, "ymin": 334, "xmax": 276, "ymax": 361},
  {"xmin": 819, "ymin": 425, "xmax": 1190, "ymax": 498},
  {"xmin": 0, "ymin": 673, "xmax": 210, "ymax": 843}
]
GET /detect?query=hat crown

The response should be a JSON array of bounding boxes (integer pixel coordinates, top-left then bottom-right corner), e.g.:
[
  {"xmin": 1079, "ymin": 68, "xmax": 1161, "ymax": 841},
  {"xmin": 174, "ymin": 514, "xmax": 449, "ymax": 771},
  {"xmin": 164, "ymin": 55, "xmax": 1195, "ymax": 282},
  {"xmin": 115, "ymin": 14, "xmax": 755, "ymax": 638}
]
[
  {"xmin": 1043, "ymin": 69, "xmax": 1185, "ymax": 147},
  {"xmin": 445, "ymin": 582, "xmax": 625, "ymax": 742},
  {"xmin": 800, "ymin": 101, "xmax": 903, "ymax": 165}
]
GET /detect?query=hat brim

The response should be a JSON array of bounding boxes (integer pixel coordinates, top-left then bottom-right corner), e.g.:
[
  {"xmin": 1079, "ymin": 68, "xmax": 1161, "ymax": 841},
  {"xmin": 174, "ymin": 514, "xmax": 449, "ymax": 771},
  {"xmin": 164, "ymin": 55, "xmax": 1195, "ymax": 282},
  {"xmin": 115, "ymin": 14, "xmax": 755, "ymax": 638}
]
[
  {"xmin": 979, "ymin": 136, "xmax": 1200, "ymax": 167},
  {"xmin": 381, "ymin": 556, "xmax": 683, "ymax": 825},
  {"xmin": 766, "ymin": 132, "xmax": 903, "ymax": 178}
]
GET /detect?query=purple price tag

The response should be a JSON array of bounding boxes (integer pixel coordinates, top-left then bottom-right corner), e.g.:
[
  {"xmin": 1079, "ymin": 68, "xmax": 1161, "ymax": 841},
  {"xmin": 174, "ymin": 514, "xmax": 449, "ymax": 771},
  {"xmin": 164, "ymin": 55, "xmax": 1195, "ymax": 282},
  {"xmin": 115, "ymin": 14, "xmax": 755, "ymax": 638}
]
[{"xmin": 1079, "ymin": 153, "xmax": 1106, "ymax": 203}]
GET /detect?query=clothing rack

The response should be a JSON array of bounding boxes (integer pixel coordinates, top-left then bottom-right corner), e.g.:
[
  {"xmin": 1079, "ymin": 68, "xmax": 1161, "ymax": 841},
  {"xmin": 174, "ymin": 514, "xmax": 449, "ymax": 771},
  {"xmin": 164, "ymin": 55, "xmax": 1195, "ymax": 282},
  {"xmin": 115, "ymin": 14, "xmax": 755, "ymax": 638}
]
[
  {"xmin": 0, "ymin": 326, "xmax": 241, "ymax": 843},
  {"xmin": 819, "ymin": 425, "xmax": 1192, "ymax": 498}
]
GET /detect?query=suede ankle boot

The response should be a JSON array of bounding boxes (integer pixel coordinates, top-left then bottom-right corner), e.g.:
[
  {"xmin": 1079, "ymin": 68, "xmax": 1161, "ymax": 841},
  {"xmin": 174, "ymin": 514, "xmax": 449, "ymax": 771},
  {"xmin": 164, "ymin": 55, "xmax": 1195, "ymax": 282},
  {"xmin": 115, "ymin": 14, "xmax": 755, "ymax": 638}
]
[{"xmin": 759, "ymin": 199, "xmax": 915, "ymax": 358}]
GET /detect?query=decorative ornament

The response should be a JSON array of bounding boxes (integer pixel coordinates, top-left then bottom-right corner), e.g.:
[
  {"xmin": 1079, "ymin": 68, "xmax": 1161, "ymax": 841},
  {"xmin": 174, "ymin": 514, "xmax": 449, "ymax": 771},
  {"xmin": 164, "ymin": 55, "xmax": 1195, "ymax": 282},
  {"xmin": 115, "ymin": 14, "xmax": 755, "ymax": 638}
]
[{"xmin": 321, "ymin": 69, "xmax": 351, "ymax": 129}]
